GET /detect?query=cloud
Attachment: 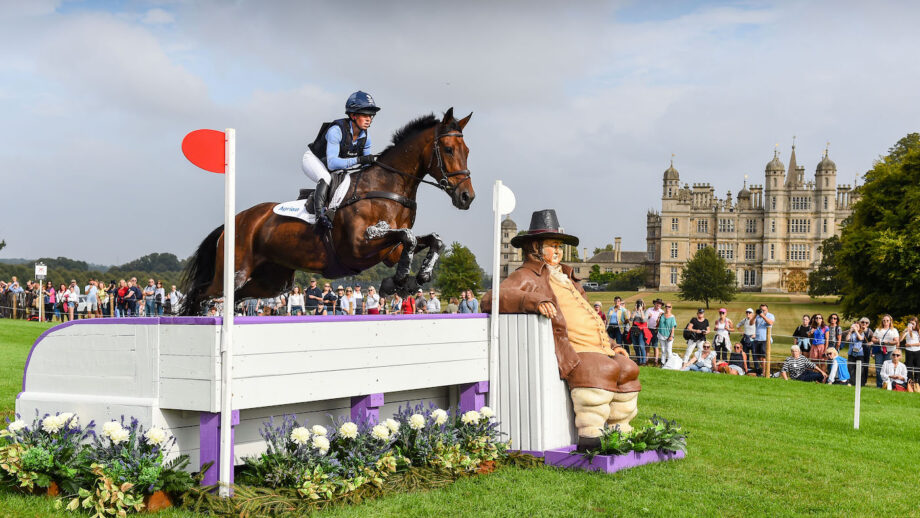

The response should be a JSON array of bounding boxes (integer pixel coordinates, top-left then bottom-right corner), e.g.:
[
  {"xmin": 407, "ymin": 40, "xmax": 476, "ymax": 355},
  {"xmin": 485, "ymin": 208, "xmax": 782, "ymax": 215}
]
[{"xmin": 141, "ymin": 8, "xmax": 174, "ymax": 25}]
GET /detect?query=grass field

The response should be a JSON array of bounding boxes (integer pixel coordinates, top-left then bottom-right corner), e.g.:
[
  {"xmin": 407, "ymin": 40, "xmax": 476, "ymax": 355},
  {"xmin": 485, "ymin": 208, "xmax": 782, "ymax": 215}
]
[{"xmin": 2, "ymin": 318, "xmax": 918, "ymax": 517}]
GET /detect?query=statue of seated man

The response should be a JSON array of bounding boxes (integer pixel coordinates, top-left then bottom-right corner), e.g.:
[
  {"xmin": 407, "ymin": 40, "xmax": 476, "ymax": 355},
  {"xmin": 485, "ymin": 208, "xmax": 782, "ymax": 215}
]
[{"xmin": 482, "ymin": 209, "xmax": 640, "ymax": 451}]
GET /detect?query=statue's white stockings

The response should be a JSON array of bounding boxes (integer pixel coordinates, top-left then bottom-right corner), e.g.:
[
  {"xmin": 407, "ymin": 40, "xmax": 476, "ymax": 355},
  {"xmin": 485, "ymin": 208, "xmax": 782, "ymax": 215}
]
[{"xmin": 570, "ymin": 388, "xmax": 639, "ymax": 437}]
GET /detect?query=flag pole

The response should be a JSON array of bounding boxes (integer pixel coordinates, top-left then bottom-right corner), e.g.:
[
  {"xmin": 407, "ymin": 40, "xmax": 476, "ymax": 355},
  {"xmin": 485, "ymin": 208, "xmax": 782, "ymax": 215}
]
[{"xmin": 218, "ymin": 128, "xmax": 235, "ymax": 498}]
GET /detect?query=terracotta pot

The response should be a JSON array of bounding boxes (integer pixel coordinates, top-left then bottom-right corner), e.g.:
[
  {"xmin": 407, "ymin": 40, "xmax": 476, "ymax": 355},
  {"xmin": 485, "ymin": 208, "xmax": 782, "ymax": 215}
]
[
  {"xmin": 43, "ymin": 481, "xmax": 60, "ymax": 497},
  {"xmin": 143, "ymin": 490, "xmax": 173, "ymax": 512},
  {"xmin": 476, "ymin": 460, "xmax": 496, "ymax": 475}
]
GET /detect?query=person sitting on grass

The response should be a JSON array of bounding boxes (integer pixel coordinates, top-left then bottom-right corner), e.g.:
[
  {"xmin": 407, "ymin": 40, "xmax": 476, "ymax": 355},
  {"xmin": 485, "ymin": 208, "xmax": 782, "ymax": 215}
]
[
  {"xmin": 681, "ymin": 342, "xmax": 717, "ymax": 373},
  {"xmin": 718, "ymin": 343, "xmax": 749, "ymax": 375},
  {"xmin": 780, "ymin": 345, "xmax": 826, "ymax": 382},
  {"xmin": 825, "ymin": 347, "xmax": 850, "ymax": 385},
  {"xmin": 880, "ymin": 348, "xmax": 909, "ymax": 392}
]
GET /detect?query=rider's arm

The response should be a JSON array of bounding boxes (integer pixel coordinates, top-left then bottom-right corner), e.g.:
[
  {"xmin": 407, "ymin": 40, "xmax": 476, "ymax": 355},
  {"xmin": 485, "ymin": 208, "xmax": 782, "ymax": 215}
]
[{"xmin": 325, "ymin": 125, "xmax": 359, "ymax": 171}]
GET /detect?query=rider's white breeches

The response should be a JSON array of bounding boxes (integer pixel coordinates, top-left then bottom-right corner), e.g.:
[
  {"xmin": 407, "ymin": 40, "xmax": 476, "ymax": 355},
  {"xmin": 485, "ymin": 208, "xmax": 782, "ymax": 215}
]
[{"xmin": 302, "ymin": 148, "xmax": 331, "ymax": 183}]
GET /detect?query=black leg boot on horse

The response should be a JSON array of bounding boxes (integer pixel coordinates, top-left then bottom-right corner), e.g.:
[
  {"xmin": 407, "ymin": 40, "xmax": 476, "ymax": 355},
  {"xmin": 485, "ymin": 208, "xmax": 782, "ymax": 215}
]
[{"xmin": 312, "ymin": 179, "xmax": 333, "ymax": 229}]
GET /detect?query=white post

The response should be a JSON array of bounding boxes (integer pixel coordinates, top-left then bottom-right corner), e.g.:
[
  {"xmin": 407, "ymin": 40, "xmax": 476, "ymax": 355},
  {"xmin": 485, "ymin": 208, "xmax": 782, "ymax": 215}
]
[
  {"xmin": 489, "ymin": 181, "xmax": 502, "ymax": 397},
  {"xmin": 853, "ymin": 360, "xmax": 861, "ymax": 430},
  {"xmin": 219, "ymin": 128, "xmax": 236, "ymax": 497}
]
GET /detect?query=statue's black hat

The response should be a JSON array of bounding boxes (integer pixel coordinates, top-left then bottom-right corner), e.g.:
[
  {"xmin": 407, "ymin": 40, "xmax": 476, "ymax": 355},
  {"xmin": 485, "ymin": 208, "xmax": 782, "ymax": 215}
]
[{"xmin": 509, "ymin": 209, "xmax": 579, "ymax": 248}]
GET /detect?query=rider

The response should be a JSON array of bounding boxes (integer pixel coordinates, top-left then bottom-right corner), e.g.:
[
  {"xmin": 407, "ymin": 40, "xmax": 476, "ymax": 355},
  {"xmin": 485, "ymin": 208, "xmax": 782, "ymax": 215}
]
[{"xmin": 302, "ymin": 91, "xmax": 380, "ymax": 228}]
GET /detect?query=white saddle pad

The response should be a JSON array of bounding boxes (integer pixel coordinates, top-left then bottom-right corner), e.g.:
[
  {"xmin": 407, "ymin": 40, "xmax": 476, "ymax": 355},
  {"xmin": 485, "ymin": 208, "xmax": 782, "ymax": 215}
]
[{"xmin": 273, "ymin": 174, "xmax": 351, "ymax": 224}]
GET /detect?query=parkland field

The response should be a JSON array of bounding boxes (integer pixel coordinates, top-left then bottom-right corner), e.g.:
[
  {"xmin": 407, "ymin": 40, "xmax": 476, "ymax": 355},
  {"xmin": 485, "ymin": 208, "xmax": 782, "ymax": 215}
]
[{"xmin": 1, "ymin": 309, "xmax": 917, "ymax": 517}]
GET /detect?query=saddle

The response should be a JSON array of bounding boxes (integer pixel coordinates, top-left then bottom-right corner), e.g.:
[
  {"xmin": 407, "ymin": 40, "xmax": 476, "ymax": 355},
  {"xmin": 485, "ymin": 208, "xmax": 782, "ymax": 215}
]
[{"xmin": 301, "ymin": 171, "xmax": 348, "ymax": 216}]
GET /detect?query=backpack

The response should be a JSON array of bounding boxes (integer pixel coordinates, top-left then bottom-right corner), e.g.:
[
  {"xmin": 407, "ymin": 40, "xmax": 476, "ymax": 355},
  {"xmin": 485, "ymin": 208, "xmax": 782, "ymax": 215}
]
[{"xmin": 682, "ymin": 320, "xmax": 695, "ymax": 341}]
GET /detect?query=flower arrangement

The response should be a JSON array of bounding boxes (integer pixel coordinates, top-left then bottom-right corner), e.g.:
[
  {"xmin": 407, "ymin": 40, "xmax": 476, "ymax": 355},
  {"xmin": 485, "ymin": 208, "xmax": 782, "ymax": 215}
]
[
  {"xmin": 584, "ymin": 415, "xmax": 688, "ymax": 458},
  {"xmin": 0, "ymin": 411, "xmax": 93, "ymax": 494}
]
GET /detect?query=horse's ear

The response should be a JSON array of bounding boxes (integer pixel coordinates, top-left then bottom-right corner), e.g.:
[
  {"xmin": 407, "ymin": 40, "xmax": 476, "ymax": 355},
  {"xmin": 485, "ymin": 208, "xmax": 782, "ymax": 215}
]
[
  {"xmin": 441, "ymin": 107, "xmax": 455, "ymax": 124},
  {"xmin": 458, "ymin": 112, "xmax": 473, "ymax": 130}
]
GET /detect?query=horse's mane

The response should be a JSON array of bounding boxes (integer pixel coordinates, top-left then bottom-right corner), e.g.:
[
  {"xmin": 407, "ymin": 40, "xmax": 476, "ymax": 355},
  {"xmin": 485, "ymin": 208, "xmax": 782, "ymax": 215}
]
[{"xmin": 380, "ymin": 113, "xmax": 460, "ymax": 157}]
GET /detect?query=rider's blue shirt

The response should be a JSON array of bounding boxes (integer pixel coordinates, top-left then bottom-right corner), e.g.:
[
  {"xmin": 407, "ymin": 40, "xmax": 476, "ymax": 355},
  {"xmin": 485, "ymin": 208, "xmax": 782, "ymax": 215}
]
[{"xmin": 325, "ymin": 124, "xmax": 372, "ymax": 171}]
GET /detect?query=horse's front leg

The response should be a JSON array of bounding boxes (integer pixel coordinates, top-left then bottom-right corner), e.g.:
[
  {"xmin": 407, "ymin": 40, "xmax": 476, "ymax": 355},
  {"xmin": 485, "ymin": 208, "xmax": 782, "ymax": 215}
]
[
  {"xmin": 365, "ymin": 222, "xmax": 417, "ymax": 296},
  {"xmin": 413, "ymin": 233, "xmax": 443, "ymax": 285}
]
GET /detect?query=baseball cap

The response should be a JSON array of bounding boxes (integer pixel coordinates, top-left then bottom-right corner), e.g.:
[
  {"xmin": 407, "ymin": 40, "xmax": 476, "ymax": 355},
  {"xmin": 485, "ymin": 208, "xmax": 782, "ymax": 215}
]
[
  {"xmin": 697, "ymin": 308, "xmax": 705, "ymax": 314},
  {"xmin": 594, "ymin": 301, "xmax": 601, "ymax": 307},
  {"xmin": 859, "ymin": 317, "xmax": 870, "ymax": 323},
  {"xmin": 417, "ymin": 288, "xmax": 423, "ymax": 293},
  {"xmin": 745, "ymin": 308, "xmax": 754, "ymax": 313}
]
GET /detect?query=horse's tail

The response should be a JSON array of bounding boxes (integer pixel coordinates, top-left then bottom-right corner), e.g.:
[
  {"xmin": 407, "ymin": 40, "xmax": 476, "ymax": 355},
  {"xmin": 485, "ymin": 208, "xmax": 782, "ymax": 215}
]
[{"xmin": 179, "ymin": 225, "xmax": 224, "ymax": 316}]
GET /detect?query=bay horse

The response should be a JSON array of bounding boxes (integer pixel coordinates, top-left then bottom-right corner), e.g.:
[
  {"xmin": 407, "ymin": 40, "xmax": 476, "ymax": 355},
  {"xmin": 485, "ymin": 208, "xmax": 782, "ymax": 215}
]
[{"xmin": 180, "ymin": 108, "xmax": 474, "ymax": 315}]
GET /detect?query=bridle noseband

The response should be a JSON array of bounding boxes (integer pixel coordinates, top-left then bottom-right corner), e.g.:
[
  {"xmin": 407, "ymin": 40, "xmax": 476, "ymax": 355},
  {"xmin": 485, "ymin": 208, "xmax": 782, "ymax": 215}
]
[{"xmin": 427, "ymin": 130, "xmax": 471, "ymax": 195}]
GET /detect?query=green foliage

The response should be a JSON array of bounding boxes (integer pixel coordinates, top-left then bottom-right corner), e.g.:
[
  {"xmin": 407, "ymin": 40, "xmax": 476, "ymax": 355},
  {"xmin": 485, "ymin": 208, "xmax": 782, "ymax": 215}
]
[
  {"xmin": 434, "ymin": 243, "xmax": 484, "ymax": 299},
  {"xmin": 837, "ymin": 133, "xmax": 920, "ymax": 319},
  {"xmin": 807, "ymin": 236, "xmax": 842, "ymax": 297},
  {"xmin": 606, "ymin": 268, "xmax": 648, "ymax": 291},
  {"xmin": 593, "ymin": 244, "xmax": 614, "ymax": 256},
  {"xmin": 677, "ymin": 247, "xmax": 737, "ymax": 309},
  {"xmin": 587, "ymin": 415, "xmax": 688, "ymax": 459},
  {"xmin": 0, "ymin": 240, "xmax": 5, "ymax": 252},
  {"xmin": 0, "ymin": 413, "xmax": 93, "ymax": 494},
  {"xmin": 60, "ymin": 463, "xmax": 144, "ymax": 516},
  {"xmin": 20, "ymin": 447, "xmax": 53, "ymax": 472}
]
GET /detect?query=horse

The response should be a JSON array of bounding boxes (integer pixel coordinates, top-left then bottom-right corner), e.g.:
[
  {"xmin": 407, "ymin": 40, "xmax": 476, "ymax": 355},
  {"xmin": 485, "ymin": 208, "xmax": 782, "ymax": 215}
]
[{"xmin": 180, "ymin": 108, "xmax": 475, "ymax": 316}]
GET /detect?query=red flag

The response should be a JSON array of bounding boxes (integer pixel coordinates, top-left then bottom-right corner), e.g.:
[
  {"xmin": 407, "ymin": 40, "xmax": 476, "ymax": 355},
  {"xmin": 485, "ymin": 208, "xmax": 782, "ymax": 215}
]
[{"xmin": 182, "ymin": 129, "xmax": 226, "ymax": 174}]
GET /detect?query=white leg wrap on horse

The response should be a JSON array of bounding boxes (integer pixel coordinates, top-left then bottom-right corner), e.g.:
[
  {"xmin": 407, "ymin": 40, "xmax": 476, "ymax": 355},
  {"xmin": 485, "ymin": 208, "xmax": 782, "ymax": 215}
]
[
  {"xmin": 607, "ymin": 391, "xmax": 639, "ymax": 433},
  {"xmin": 570, "ymin": 388, "xmax": 614, "ymax": 438}
]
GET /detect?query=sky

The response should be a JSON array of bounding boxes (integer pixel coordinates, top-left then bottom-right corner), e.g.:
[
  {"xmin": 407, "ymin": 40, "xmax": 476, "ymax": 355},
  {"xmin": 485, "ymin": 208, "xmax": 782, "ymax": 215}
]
[{"xmin": 2, "ymin": 0, "xmax": 919, "ymax": 271}]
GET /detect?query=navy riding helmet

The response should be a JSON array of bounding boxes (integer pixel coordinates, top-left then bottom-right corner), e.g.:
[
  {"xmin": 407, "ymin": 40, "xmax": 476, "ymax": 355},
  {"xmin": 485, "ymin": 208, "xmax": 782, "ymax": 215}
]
[{"xmin": 345, "ymin": 91, "xmax": 381, "ymax": 115}]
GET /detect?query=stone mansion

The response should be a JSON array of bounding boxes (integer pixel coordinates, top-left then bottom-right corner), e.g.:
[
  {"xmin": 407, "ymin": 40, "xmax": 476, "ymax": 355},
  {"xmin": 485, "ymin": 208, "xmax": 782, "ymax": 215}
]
[{"xmin": 646, "ymin": 144, "xmax": 857, "ymax": 292}]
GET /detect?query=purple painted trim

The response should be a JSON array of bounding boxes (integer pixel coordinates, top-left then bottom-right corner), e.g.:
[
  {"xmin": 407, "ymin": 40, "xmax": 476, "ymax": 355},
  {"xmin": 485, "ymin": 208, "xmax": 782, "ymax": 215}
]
[
  {"xmin": 233, "ymin": 313, "xmax": 487, "ymax": 324},
  {"xmin": 459, "ymin": 381, "xmax": 489, "ymax": 413},
  {"xmin": 199, "ymin": 410, "xmax": 240, "ymax": 488},
  {"xmin": 543, "ymin": 445, "xmax": 685, "ymax": 473},
  {"xmin": 351, "ymin": 393, "xmax": 384, "ymax": 425},
  {"xmin": 512, "ymin": 449, "xmax": 546, "ymax": 458},
  {"xmin": 158, "ymin": 316, "xmax": 222, "ymax": 325}
]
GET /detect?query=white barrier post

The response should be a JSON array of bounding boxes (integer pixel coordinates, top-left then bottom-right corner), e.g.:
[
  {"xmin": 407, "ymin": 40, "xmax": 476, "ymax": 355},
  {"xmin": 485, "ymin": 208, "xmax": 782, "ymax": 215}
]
[
  {"xmin": 219, "ymin": 128, "xmax": 236, "ymax": 497},
  {"xmin": 854, "ymin": 360, "xmax": 861, "ymax": 430},
  {"xmin": 489, "ymin": 181, "xmax": 515, "ymax": 393}
]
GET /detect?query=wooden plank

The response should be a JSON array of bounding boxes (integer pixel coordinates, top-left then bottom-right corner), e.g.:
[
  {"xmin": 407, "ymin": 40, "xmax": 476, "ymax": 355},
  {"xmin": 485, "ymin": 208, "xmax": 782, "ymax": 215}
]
[
  {"xmin": 160, "ymin": 356, "xmax": 216, "ymax": 381},
  {"xmin": 159, "ymin": 379, "xmax": 214, "ymax": 411},
  {"xmin": 232, "ymin": 319, "xmax": 488, "ymax": 355},
  {"xmin": 159, "ymin": 326, "xmax": 219, "ymax": 357},
  {"xmin": 233, "ymin": 359, "xmax": 487, "ymax": 410},
  {"xmin": 232, "ymin": 341, "xmax": 487, "ymax": 379}
]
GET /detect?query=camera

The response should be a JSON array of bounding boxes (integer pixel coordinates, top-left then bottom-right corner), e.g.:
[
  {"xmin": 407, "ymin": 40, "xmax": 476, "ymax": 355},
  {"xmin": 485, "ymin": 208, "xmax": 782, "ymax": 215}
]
[{"xmin": 755, "ymin": 309, "xmax": 762, "ymax": 315}]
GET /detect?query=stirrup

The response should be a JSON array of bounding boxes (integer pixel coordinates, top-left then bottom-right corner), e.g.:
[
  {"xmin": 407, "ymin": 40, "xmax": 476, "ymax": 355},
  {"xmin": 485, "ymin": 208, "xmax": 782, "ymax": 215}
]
[{"xmin": 316, "ymin": 208, "xmax": 333, "ymax": 229}]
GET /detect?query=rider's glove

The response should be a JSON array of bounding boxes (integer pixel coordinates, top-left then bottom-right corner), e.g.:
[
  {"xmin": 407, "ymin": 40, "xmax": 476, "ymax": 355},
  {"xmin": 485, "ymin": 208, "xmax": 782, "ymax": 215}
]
[{"xmin": 356, "ymin": 154, "xmax": 378, "ymax": 165}]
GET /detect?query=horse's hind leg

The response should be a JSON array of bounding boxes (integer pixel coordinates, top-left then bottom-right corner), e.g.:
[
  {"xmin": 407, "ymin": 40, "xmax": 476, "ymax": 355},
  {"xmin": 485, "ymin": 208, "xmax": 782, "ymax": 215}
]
[
  {"xmin": 413, "ymin": 233, "xmax": 443, "ymax": 285},
  {"xmin": 236, "ymin": 262, "xmax": 295, "ymax": 300},
  {"xmin": 366, "ymin": 223, "xmax": 417, "ymax": 290}
]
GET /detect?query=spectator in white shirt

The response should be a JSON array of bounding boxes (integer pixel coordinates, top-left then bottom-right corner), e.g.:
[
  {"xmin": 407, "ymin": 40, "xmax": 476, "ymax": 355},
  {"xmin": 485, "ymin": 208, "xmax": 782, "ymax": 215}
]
[
  {"xmin": 287, "ymin": 286, "xmax": 305, "ymax": 315},
  {"xmin": 681, "ymin": 342, "xmax": 717, "ymax": 373},
  {"xmin": 364, "ymin": 286, "xmax": 381, "ymax": 315},
  {"xmin": 167, "ymin": 285, "xmax": 184, "ymax": 315},
  {"xmin": 426, "ymin": 290, "xmax": 441, "ymax": 313},
  {"xmin": 340, "ymin": 287, "xmax": 357, "ymax": 315},
  {"xmin": 881, "ymin": 349, "xmax": 909, "ymax": 391}
]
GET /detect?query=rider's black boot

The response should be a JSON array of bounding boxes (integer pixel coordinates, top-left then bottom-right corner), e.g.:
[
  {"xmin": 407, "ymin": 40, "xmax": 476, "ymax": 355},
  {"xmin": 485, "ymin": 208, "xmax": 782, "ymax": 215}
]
[{"xmin": 313, "ymin": 179, "xmax": 333, "ymax": 229}]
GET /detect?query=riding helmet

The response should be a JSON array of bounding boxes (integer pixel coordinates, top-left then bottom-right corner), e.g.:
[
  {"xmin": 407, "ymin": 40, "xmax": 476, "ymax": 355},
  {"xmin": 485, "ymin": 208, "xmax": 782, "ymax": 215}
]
[{"xmin": 345, "ymin": 91, "xmax": 381, "ymax": 115}]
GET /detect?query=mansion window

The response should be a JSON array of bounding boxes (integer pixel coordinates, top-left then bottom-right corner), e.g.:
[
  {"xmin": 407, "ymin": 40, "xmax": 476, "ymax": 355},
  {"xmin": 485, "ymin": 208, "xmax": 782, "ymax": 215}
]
[
  {"xmin": 697, "ymin": 243, "xmax": 708, "ymax": 251},
  {"xmin": 771, "ymin": 196, "xmax": 776, "ymax": 210},
  {"xmin": 823, "ymin": 218, "xmax": 828, "ymax": 233},
  {"xmin": 647, "ymin": 243, "xmax": 655, "ymax": 261},
  {"xmin": 745, "ymin": 244, "xmax": 756, "ymax": 260},
  {"xmin": 605, "ymin": 267, "xmax": 613, "ymax": 273},
  {"xmin": 770, "ymin": 244, "xmax": 775, "ymax": 260},
  {"xmin": 787, "ymin": 243, "xmax": 810, "ymax": 261},
  {"xmin": 745, "ymin": 219, "xmax": 757, "ymax": 233},
  {"xmin": 771, "ymin": 220, "xmax": 776, "ymax": 233},
  {"xmin": 697, "ymin": 220, "xmax": 709, "ymax": 233},
  {"xmin": 670, "ymin": 242, "xmax": 678, "ymax": 259},
  {"xmin": 787, "ymin": 219, "xmax": 811, "ymax": 233},
  {"xmin": 743, "ymin": 270, "xmax": 757, "ymax": 286},
  {"xmin": 824, "ymin": 196, "xmax": 828, "ymax": 210},
  {"xmin": 670, "ymin": 267, "xmax": 678, "ymax": 285},
  {"xmin": 717, "ymin": 243, "xmax": 734, "ymax": 260},
  {"xmin": 718, "ymin": 219, "xmax": 735, "ymax": 232},
  {"xmin": 671, "ymin": 218, "xmax": 679, "ymax": 231},
  {"xmin": 791, "ymin": 196, "xmax": 811, "ymax": 210}
]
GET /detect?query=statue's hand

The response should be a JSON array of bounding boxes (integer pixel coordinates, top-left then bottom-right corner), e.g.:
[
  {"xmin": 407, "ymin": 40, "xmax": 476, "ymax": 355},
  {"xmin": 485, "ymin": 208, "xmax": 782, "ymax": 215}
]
[
  {"xmin": 537, "ymin": 301, "xmax": 557, "ymax": 319},
  {"xmin": 612, "ymin": 346, "xmax": 629, "ymax": 357}
]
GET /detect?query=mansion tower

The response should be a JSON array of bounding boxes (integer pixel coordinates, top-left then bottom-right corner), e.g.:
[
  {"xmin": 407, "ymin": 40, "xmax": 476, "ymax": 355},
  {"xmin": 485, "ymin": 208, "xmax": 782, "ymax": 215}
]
[{"xmin": 646, "ymin": 144, "xmax": 856, "ymax": 293}]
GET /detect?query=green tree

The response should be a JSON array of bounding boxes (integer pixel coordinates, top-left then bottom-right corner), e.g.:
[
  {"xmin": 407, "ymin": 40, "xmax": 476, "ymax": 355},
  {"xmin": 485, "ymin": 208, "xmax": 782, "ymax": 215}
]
[
  {"xmin": 677, "ymin": 247, "xmax": 737, "ymax": 309},
  {"xmin": 0, "ymin": 240, "xmax": 5, "ymax": 252},
  {"xmin": 592, "ymin": 244, "xmax": 614, "ymax": 256},
  {"xmin": 837, "ymin": 133, "xmax": 920, "ymax": 320},
  {"xmin": 606, "ymin": 267, "xmax": 648, "ymax": 291},
  {"xmin": 435, "ymin": 242, "xmax": 484, "ymax": 299},
  {"xmin": 807, "ymin": 236, "xmax": 842, "ymax": 296}
]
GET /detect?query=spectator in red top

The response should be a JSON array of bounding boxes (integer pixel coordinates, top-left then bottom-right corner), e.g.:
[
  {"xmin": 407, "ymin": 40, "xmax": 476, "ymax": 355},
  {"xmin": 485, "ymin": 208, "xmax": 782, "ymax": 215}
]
[
  {"xmin": 594, "ymin": 301, "xmax": 607, "ymax": 323},
  {"xmin": 401, "ymin": 294, "xmax": 416, "ymax": 315},
  {"xmin": 117, "ymin": 279, "xmax": 129, "ymax": 317}
]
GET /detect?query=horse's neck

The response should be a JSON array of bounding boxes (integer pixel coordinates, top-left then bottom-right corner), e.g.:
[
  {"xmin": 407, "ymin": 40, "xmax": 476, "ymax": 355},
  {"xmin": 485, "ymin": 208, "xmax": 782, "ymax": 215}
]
[{"xmin": 364, "ymin": 134, "xmax": 430, "ymax": 199}]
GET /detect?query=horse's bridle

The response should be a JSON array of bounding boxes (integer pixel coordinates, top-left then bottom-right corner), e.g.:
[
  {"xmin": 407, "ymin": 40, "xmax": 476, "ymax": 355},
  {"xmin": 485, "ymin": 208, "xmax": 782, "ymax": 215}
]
[{"xmin": 371, "ymin": 129, "xmax": 471, "ymax": 196}]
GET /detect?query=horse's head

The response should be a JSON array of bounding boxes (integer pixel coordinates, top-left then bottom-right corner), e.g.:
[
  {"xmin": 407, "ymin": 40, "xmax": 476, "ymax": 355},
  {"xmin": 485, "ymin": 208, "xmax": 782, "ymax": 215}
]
[{"xmin": 429, "ymin": 108, "xmax": 475, "ymax": 210}]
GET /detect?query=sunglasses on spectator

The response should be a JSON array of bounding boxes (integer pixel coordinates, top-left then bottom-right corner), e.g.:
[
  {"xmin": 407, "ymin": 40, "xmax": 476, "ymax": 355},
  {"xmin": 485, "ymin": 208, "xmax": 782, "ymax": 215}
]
[
  {"xmin": 665, "ymin": 305, "xmax": 672, "ymax": 309},
  {"xmin": 892, "ymin": 354, "xmax": 901, "ymax": 357}
]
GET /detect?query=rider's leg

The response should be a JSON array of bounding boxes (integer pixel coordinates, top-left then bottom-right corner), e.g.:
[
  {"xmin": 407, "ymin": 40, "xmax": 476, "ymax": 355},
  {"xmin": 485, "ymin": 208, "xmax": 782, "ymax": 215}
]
[{"xmin": 313, "ymin": 179, "xmax": 332, "ymax": 228}]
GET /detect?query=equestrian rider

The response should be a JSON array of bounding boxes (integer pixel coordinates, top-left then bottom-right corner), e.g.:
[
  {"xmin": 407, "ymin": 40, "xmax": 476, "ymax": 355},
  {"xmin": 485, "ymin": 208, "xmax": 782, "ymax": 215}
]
[{"xmin": 302, "ymin": 91, "xmax": 380, "ymax": 229}]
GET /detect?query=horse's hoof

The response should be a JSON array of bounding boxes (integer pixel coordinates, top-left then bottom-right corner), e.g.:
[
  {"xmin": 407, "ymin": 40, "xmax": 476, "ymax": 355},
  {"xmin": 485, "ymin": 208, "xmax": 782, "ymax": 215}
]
[
  {"xmin": 416, "ymin": 271, "xmax": 431, "ymax": 284},
  {"xmin": 379, "ymin": 277, "xmax": 396, "ymax": 296}
]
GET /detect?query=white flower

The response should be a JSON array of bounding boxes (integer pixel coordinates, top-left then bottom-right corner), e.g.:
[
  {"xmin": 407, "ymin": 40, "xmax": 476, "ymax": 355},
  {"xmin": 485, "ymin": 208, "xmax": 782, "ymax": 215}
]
[
  {"xmin": 102, "ymin": 421, "xmax": 122, "ymax": 438},
  {"xmin": 58, "ymin": 412, "xmax": 74, "ymax": 423},
  {"xmin": 144, "ymin": 427, "xmax": 168, "ymax": 446},
  {"xmin": 431, "ymin": 408, "xmax": 448, "ymax": 426},
  {"xmin": 311, "ymin": 425, "xmax": 328, "ymax": 437},
  {"xmin": 290, "ymin": 426, "xmax": 311, "ymax": 445},
  {"xmin": 384, "ymin": 418, "xmax": 400, "ymax": 434},
  {"xmin": 41, "ymin": 415, "xmax": 64, "ymax": 434},
  {"xmin": 408, "ymin": 414, "xmax": 426, "ymax": 431},
  {"xmin": 7, "ymin": 420, "xmax": 26, "ymax": 433},
  {"xmin": 311, "ymin": 435, "xmax": 330, "ymax": 454},
  {"xmin": 338, "ymin": 422, "xmax": 358, "ymax": 439},
  {"xmin": 461, "ymin": 410, "xmax": 481, "ymax": 425},
  {"xmin": 66, "ymin": 415, "xmax": 80, "ymax": 429},
  {"xmin": 479, "ymin": 406, "xmax": 495, "ymax": 419},
  {"xmin": 371, "ymin": 424, "xmax": 390, "ymax": 441},
  {"xmin": 110, "ymin": 427, "xmax": 130, "ymax": 445}
]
